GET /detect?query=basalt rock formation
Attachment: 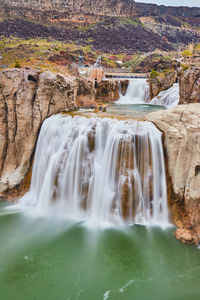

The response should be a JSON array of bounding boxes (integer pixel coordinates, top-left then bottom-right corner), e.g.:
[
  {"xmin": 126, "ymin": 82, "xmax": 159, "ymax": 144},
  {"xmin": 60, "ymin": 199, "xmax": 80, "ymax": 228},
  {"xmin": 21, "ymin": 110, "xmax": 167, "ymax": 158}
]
[
  {"xmin": 0, "ymin": 68, "xmax": 77, "ymax": 198},
  {"xmin": 136, "ymin": 2, "xmax": 200, "ymax": 18},
  {"xmin": 179, "ymin": 68, "xmax": 200, "ymax": 104},
  {"xmin": 136, "ymin": 2, "xmax": 200, "ymax": 28},
  {"xmin": 147, "ymin": 104, "xmax": 200, "ymax": 245},
  {"xmin": 0, "ymin": 0, "xmax": 136, "ymax": 22}
]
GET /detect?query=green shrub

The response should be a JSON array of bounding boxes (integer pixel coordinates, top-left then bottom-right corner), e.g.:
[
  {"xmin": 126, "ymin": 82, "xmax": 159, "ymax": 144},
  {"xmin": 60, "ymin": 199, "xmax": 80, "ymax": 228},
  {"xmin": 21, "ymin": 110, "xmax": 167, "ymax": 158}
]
[
  {"xmin": 182, "ymin": 50, "xmax": 192, "ymax": 57},
  {"xmin": 181, "ymin": 64, "xmax": 189, "ymax": 71},
  {"xmin": 150, "ymin": 70, "xmax": 159, "ymax": 79},
  {"xmin": 14, "ymin": 61, "xmax": 21, "ymax": 68}
]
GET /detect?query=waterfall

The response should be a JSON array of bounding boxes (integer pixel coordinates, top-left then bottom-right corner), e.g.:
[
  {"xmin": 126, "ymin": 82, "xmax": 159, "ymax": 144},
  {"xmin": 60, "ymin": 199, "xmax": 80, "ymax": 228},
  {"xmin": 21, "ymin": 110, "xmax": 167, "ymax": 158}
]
[
  {"xmin": 150, "ymin": 84, "xmax": 179, "ymax": 107},
  {"xmin": 116, "ymin": 79, "xmax": 150, "ymax": 104},
  {"xmin": 18, "ymin": 115, "xmax": 169, "ymax": 227}
]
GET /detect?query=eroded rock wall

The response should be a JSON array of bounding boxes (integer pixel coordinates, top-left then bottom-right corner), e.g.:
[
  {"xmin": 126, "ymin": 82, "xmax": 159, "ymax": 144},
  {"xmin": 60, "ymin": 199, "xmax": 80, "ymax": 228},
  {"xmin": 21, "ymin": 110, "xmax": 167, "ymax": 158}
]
[
  {"xmin": 179, "ymin": 67, "xmax": 200, "ymax": 104},
  {"xmin": 146, "ymin": 104, "xmax": 200, "ymax": 244},
  {"xmin": 0, "ymin": 0, "xmax": 136, "ymax": 21},
  {"xmin": 76, "ymin": 78, "xmax": 128, "ymax": 107},
  {"xmin": 0, "ymin": 68, "xmax": 77, "ymax": 197}
]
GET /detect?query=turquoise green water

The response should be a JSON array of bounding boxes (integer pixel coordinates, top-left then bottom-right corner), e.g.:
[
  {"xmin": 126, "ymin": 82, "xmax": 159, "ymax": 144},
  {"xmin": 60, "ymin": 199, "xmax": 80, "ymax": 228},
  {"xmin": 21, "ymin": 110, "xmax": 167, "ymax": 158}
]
[
  {"xmin": 0, "ymin": 203, "xmax": 200, "ymax": 300},
  {"xmin": 107, "ymin": 104, "xmax": 166, "ymax": 118}
]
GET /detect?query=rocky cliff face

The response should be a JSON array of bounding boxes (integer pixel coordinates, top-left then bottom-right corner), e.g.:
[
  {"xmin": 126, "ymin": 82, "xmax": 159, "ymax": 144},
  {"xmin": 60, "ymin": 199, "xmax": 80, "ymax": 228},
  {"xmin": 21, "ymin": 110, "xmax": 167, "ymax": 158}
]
[
  {"xmin": 147, "ymin": 104, "xmax": 200, "ymax": 245},
  {"xmin": 136, "ymin": 2, "xmax": 200, "ymax": 18},
  {"xmin": 136, "ymin": 3, "xmax": 200, "ymax": 28},
  {"xmin": 149, "ymin": 70, "xmax": 177, "ymax": 99},
  {"xmin": 0, "ymin": 0, "xmax": 136, "ymax": 21},
  {"xmin": 179, "ymin": 68, "xmax": 200, "ymax": 104},
  {"xmin": 0, "ymin": 68, "xmax": 77, "ymax": 198}
]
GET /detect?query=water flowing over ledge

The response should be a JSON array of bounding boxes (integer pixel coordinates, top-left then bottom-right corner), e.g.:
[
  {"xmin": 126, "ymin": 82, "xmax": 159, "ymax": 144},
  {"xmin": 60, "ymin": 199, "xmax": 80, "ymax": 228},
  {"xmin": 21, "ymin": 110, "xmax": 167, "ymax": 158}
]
[
  {"xmin": 150, "ymin": 84, "xmax": 180, "ymax": 107},
  {"xmin": 16, "ymin": 114, "xmax": 169, "ymax": 228},
  {"xmin": 116, "ymin": 79, "xmax": 150, "ymax": 104},
  {"xmin": 116, "ymin": 79, "xmax": 179, "ymax": 108}
]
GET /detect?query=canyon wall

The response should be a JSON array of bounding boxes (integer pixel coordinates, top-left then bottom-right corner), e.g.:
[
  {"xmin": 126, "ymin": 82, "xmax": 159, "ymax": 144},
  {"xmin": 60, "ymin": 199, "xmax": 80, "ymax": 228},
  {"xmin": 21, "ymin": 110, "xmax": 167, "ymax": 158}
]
[
  {"xmin": 0, "ymin": 68, "xmax": 77, "ymax": 197},
  {"xmin": 2, "ymin": 0, "xmax": 200, "ymax": 21},
  {"xmin": 0, "ymin": 0, "xmax": 136, "ymax": 21},
  {"xmin": 147, "ymin": 104, "xmax": 200, "ymax": 245},
  {"xmin": 136, "ymin": 2, "xmax": 200, "ymax": 18}
]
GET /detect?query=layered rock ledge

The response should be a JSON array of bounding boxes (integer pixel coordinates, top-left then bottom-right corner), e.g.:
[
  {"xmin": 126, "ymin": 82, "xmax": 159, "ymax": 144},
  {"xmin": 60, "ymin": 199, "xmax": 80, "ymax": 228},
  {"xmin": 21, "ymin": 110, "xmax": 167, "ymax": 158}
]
[
  {"xmin": 0, "ymin": 68, "xmax": 77, "ymax": 197},
  {"xmin": 146, "ymin": 104, "xmax": 200, "ymax": 245}
]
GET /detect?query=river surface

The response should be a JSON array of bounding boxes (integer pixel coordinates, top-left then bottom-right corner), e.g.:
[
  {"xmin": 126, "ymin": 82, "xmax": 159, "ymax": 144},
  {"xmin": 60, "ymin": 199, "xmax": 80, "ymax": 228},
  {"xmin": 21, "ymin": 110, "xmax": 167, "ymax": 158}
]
[
  {"xmin": 0, "ymin": 202, "xmax": 200, "ymax": 300},
  {"xmin": 107, "ymin": 103, "xmax": 166, "ymax": 118}
]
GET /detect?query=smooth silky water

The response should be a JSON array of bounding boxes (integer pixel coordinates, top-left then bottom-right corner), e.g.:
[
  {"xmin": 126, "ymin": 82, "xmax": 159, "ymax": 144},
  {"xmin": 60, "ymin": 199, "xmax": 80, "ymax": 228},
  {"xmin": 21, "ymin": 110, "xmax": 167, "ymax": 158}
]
[
  {"xmin": 1, "ymin": 202, "xmax": 200, "ymax": 300},
  {"xmin": 1, "ymin": 80, "xmax": 199, "ymax": 300}
]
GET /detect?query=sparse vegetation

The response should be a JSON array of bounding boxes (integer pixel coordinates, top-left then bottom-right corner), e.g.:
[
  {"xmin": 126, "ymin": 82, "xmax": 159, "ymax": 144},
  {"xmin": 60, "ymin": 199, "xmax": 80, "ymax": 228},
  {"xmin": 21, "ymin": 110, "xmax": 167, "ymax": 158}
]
[
  {"xmin": 194, "ymin": 43, "xmax": 200, "ymax": 55},
  {"xmin": 150, "ymin": 70, "xmax": 159, "ymax": 79},
  {"xmin": 14, "ymin": 61, "xmax": 21, "ymax": 68},
  {"xmin": 182, "ymin": 50, "xmax": 192, "ymax": 57},
  {"xmin": 181, "ymin": 64, "xmax": 190, "ymax": 71}
]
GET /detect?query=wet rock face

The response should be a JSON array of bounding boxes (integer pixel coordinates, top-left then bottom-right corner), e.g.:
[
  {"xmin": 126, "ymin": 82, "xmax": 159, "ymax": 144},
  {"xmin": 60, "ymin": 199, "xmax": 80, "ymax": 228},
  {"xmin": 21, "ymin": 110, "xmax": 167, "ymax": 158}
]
[
  {"xmin": 0, "ymin": 68, "xmax": 77, "ymax": 197},
  {"xmin": 146, "ymin": 104, "xmax": 200, "ymax": 245},
  {"xmin": 179, "ymin": 68, "xmax": 200, "ymax": 104},
  {"xmin": 0, "ymin": 0, "xmax": 136, "ymax": 20}
]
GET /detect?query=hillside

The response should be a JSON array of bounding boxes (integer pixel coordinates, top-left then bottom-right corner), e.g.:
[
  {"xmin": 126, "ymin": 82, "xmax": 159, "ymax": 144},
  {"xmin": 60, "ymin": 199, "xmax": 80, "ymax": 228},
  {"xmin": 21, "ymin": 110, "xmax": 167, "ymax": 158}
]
[{"xmin": 0, "ymin": 0, "xmax": 200, "ymax": 54}]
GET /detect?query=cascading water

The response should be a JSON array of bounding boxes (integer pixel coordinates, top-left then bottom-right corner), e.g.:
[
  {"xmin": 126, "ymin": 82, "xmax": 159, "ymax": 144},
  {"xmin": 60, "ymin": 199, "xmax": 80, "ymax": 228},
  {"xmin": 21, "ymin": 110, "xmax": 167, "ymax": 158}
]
[
  {"xmin": 116, "ymin": 79, "xmax": 150, "ymax": 104},
  {"xmin": 150, "ymin": 83, "xmax": 179, "ymax": 107},
  {"xmin": 18, "ymin": 115, "xmax": 169, "ymax": 227}
]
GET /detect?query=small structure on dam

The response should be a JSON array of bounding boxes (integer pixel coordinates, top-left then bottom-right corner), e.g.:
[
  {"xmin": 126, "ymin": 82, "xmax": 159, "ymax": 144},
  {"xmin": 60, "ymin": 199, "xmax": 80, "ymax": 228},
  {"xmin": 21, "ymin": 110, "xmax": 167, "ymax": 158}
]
[{"xmin": 77, "ymin": 55, "xmax": 148, "ymax": 85}]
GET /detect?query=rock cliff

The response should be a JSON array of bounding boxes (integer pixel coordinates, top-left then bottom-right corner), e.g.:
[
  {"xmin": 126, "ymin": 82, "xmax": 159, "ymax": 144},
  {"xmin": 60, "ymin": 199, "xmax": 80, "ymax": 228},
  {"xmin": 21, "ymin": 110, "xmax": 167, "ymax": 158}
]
[
  {"xmin": 179, "ymin": 68, "xmax": 200, "ymax": 104},
  {"xmin": 0, "ymin": 68, "xmax": 77, "ymax": 197},
  {"xmin": 147, "ymin": 104, "xmax": 200, "ymax": 245},
  {"xmin": 0, "ymin": 0, "xmax": 136, "ymax": 21},
  {"xmin": 136, "ymin": 2, "xmax": 200, "ymax": 18}
]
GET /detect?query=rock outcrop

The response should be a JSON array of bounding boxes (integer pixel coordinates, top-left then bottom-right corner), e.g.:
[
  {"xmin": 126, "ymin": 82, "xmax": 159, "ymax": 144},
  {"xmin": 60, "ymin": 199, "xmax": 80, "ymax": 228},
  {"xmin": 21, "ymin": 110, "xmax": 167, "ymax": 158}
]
[
  {"xmin": 179, "ymin": 67, "xmax": 200, "ymax": 104},
  {"xmin": 0, "ymin": 0, "xmax": 136, "ymax": 21},
  {"xmin": 76, "ymin": 78, "xmax": 128, "ymax": 107},
  {"xmin": 149, "ymin": 70, "xmax": 177, "ymax": 99},
  {"xmin": 146, "ymin": 104, "xmax": 200, "ymax": 245},
  {"xmin": 0, "ymin": 68, "xmax": 77, "ymax": 197},
  {"xmin": 136, "ymin": 2, "xmax": 200, "ymax": 18}
]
